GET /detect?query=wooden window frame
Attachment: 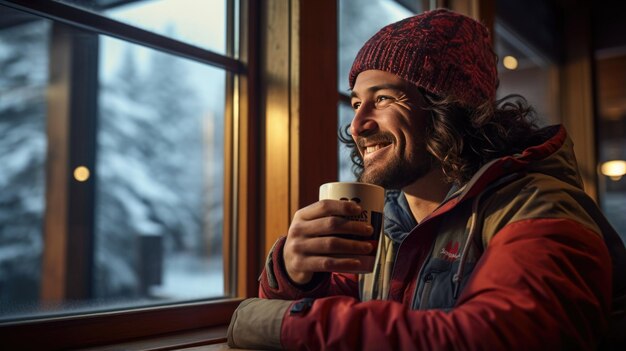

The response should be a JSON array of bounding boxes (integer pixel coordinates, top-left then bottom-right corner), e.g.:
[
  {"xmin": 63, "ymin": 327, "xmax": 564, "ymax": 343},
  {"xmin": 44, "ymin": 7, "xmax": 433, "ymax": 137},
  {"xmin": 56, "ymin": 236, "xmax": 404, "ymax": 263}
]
[{"xmin": 0, "ymin": 0, "xmax": 260, "ymax": 349}]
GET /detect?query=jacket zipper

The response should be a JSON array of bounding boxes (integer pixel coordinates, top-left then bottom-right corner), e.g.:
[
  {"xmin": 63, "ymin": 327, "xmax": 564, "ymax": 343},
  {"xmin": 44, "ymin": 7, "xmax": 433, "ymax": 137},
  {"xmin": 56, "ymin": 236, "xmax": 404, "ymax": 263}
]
[
  {"xmin": 417, "ymin": 273, "xmax": 434, "ymax": 310},
  {"xmin": 409, "ymin": 239, "xmax": 435, "ymax": 309}
]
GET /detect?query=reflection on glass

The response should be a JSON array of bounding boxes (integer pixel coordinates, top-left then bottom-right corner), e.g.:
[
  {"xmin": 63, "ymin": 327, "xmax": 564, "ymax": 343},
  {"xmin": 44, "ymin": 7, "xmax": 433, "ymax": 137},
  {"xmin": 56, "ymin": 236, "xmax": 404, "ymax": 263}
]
[
  {"xmin": 96, "ymin": 35, "xmax": 225, "ymax": 301},
  {"xmin": 0, "ymin": 10, "xmax": 49, "ymax": 317},
  {"xmin": 494, "ymin": 19, "xmax": 560, "ymax": 126},
  {"xmin": 56, "ymin": 0, "xmax": 227, "ymax": 54}
]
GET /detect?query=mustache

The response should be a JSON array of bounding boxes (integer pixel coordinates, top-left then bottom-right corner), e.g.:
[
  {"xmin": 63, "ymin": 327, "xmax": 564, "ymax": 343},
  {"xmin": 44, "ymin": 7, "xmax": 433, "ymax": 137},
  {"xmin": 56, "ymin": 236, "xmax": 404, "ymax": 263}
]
[{"xmin": 356, "ymin": 132, "xmax": 395, "ymax": 148}]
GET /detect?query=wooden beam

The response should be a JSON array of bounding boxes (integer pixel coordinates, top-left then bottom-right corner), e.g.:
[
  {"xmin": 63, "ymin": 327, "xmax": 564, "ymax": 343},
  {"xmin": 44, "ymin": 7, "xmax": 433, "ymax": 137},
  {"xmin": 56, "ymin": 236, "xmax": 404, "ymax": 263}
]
[
  {"xmin": 261, "ymin": 0, "xmax": 338, "ymax": 257},
  {"xmin": 291, "ymin": 0, "xmax": 338, "ymax": 214},
  {"xmin": 559, "ymin": 1, "xmax": 597, "ymax": 200},
  {"xmin": 447, "ymin": 0, "xmax": 495, "ymax": 40},
  {"xmin": 261, "ymin": 0, "xmax": 293, "ymax": 265},
  {"xmin": 233, "ymin": 0, "xmax": 261, "ymax": 298},
  {"xmin": 42, "ymin": 22, "xmax": 72, "ymax": 302},
  {"xmin": 42, "ymin": 23, "xmax": 98, "ymax": 302}
]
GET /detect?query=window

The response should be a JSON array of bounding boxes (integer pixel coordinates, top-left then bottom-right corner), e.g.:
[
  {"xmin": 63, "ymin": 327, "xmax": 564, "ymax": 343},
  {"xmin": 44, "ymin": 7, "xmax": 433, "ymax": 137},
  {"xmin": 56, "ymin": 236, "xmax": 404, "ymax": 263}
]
[
  {"xmin": 93, "ymin": 37, "xmax": 226, "ymax": 302},
  {"xmin": 337, "ymin": 0, "xmax": 420, "ymax": 181},
  {"xmin": 0, "ymin": 0, "xmax": 256, "ymax": 348},
  {"xmin": 56, "ymin": 0, "xmax": 227, "ymax": 54},
  {"xmin": 494, "ymin": 0, "xmax": 561, "ymax": 127}
]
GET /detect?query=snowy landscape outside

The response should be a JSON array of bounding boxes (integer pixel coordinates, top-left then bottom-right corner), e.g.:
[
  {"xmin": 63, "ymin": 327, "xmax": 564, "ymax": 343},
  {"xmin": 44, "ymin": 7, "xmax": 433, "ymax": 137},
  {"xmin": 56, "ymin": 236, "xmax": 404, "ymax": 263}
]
[{"xmin": 0, "ymin": 0, "xmax": 227, "ymax": 320}]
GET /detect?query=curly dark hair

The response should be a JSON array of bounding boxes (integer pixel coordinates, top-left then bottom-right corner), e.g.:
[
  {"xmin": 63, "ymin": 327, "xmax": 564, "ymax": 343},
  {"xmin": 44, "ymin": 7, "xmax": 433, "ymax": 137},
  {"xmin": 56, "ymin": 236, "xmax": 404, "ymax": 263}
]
[{"xmin": 338, "ymin": 92, "xmax": 543, "ymax": 186}]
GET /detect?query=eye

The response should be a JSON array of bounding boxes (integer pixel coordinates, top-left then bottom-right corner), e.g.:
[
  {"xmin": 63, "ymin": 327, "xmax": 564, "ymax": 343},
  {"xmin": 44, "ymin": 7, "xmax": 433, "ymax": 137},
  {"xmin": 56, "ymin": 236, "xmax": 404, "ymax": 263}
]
[
  {"xmin": 352, "ymin": 101, "xmax": 361, "ymax": 110},
  {"xmin": 376, "ymin": 95, "xmax": 392, "ymax": 104}
]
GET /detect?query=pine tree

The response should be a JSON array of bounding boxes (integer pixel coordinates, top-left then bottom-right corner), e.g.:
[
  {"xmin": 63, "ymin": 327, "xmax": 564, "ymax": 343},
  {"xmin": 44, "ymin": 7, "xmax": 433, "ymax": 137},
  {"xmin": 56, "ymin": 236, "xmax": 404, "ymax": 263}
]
[{"xmin": 0, "ymin": 20, "xmax": 50, "ymax": 310}]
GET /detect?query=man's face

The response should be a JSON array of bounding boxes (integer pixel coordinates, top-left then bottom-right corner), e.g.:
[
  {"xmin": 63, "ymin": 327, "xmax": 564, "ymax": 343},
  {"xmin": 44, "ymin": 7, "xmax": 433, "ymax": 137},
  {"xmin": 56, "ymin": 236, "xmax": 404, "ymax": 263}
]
[{"xmin": 350, "ymin": 70, "xmax": 434, "ymax": 189}]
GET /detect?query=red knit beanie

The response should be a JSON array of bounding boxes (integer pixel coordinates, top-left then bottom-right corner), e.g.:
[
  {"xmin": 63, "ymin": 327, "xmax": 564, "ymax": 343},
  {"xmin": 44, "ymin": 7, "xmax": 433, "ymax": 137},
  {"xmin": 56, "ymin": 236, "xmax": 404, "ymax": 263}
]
[{"xmin": 349, "ymin": 9, "xmax": 497, "ymax": 109}]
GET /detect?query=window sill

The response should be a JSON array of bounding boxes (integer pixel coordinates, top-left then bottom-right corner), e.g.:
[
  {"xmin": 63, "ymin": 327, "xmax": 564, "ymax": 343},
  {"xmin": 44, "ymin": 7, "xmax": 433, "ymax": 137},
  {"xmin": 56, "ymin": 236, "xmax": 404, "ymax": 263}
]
[
  {"xmin": 81, "ymin": 325, "xmax": 230, "ymax": 351},
  {"xmin": 0, "ymin": 298, "xmax": 242, "ymax": 350}
]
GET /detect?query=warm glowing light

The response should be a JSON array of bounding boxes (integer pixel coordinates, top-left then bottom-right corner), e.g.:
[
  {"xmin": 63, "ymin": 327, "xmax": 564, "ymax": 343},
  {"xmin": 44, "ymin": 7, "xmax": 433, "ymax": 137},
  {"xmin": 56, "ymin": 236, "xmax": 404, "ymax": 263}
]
[
  {"xmin": 74, "ymin": 166, "xmax": 90, "ymax": 182},
  {"xmin": 600, "ymin": 160, "xmax": 626, "ymax": 181},
  {"xmin": 503, "ymin": 56, "xmax": 518, "ymax": 70}
]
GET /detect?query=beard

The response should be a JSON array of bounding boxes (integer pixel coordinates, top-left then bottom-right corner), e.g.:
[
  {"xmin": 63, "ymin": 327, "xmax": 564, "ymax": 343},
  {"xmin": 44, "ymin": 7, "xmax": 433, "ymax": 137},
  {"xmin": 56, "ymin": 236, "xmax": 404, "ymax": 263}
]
[{"xmin": 357, "ymin": 136, "xmax": 434, "ymax": 190}]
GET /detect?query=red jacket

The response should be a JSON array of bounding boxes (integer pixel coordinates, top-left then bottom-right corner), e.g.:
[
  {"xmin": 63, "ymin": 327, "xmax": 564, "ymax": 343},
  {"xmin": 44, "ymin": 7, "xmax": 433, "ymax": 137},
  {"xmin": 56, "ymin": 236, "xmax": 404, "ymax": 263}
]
[{"xmin": 256, "ymin": 126, "xmax": 625, "ymax": 350}]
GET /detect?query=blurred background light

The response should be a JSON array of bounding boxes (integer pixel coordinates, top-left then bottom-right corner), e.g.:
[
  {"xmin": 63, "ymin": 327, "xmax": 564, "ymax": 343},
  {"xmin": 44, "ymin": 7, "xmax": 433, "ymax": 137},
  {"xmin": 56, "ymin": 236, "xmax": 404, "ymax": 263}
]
[
  {"xmin": 74, "ymin": 165, "xmax": 90, "ymax": 182},
  {"xmin": 601, "ymin": 160, "xmax": 626, "ymax": 181},
  {"xmin": 503, "ymin": 55, "xmax": 518, "ymax": 70}
]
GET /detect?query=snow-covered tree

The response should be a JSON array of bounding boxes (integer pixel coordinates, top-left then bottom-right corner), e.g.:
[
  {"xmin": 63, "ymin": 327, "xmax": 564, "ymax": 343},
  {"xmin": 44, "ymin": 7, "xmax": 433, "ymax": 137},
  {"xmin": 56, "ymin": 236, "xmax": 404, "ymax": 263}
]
[
  {"xmin": 0, "ymin": 20, "xmax": 49, "ymax": 310},
  {"xmin": 95, "ymin": 42, "xmax": 224, "ymax": 299}
]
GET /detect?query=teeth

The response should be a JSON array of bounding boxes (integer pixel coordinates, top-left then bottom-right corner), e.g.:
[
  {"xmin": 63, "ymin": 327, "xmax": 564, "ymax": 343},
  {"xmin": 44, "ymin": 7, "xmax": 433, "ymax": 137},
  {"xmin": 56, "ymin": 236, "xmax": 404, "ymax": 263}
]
[{"xmin": 366, "ymin": 144, "xmax": 383, "ymax": 154}]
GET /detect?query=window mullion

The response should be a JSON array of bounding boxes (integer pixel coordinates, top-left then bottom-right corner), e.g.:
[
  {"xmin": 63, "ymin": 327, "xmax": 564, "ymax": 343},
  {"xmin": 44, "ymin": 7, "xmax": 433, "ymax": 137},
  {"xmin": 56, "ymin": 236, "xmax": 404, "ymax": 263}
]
[
  {"xmin": 42, "ymin": 22, "xmax": 98, "ymax": 302},
  {"xmin": 65, "ymin": 24, "xmax": 99, "ymax": 300}
]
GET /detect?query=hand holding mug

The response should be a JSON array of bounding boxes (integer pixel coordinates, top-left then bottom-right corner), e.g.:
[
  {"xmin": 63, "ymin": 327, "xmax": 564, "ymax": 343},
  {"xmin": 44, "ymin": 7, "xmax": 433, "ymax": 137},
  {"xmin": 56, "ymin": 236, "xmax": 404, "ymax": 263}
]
[{"xmin": 283, "ymin": 182, "xmax": 385, "ymax": 285}]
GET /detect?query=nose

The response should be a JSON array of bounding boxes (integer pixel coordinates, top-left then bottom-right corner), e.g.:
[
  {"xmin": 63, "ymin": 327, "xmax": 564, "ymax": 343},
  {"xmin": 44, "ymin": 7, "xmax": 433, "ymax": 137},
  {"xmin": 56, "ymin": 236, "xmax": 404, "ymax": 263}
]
[{"xmin": 350, "ymin": 105, "xmax": 378, "ymax": 137}]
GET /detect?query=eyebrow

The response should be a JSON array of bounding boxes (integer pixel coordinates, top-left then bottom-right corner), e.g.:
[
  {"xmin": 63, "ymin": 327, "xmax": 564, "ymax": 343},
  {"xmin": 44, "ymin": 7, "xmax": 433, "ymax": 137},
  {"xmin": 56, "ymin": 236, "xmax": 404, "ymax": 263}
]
[{"xmin": 350, "ymin": 83, "xmax": 406, "ymax": 99}]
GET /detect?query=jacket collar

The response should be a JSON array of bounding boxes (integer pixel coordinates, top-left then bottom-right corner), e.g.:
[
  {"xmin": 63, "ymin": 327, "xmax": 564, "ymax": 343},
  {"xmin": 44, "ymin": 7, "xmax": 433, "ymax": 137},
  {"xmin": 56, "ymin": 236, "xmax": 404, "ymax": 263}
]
[{"xmin": 384, "ymin": 125, "xmax": 571, "ymax": 238}]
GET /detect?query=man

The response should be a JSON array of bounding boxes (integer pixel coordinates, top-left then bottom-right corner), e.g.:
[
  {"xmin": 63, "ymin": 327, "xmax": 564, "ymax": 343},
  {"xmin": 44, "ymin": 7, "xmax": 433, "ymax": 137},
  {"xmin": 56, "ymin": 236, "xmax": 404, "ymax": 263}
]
[{"xmin": 227, "ymin": 9, "xmax": 626, "ymax": 350}]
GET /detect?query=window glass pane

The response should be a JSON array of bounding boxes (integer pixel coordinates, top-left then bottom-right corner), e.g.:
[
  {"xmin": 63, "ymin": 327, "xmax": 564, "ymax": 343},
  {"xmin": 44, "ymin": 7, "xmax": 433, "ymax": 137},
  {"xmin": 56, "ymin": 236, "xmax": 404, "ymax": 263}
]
[
  {"xmin": 337, "ymin": 0, "xmax": 415, "ymax": 180},
  {"xmin": 0, "ymin": 4, "xmax": 227, "ymax": 321},
  {"xmin": 338, "ymin": 103, "xmax": 356, "ymax": 182},
  {"xmin": 338, "ymin": 0, "xmax": 414, "ymax": 93},
  {"xmin": 493, "ymin": 30, "xmax": 559, "ymax": 126},
  {"xmin": 0, "ymin": 9, "xmax": 49, "ymax": 318},
  {"xmin": 55, "ymin": 0, "xmax": 227, "ymax": 55},
  {"xmin": 494, "ymin": 1, "xmax": 560, "ymax": 126},
  {"xmin": 95, "ymin": 36, "xmax": 226, "ymax": 302},
  {"xmin": 596, "ymin": 56, "xmax": 626, "ymax": 243}
]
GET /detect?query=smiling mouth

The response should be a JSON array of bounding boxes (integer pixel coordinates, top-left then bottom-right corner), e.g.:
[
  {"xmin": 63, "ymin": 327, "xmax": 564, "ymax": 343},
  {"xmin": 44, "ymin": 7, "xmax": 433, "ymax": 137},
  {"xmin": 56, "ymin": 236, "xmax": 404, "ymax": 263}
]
[
  {"xmin": 357, "ymin": 134, "xmax": 394, "ymax": 158},
  {"xmin": 363, "ymin": 144, "xmax": 390, "ymax": 155},
  {"xmin": 364, "ymin": 142, "xmax": 391, "ymax": 156}
]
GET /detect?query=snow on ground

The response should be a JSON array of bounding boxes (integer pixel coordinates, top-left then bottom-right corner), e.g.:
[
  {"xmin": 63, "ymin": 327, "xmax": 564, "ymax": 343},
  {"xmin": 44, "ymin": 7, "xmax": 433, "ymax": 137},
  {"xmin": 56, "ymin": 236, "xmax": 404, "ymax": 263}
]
[{"xmin": 149, "ymin": 253, "xmax": 224, "ymax": 300}]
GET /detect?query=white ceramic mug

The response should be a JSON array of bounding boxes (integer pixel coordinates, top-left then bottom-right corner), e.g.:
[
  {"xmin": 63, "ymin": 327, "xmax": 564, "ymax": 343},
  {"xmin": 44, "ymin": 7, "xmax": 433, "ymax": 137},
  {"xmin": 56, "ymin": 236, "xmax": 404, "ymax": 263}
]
[{"xmin": 319, "ymin": 182, "xmax": 385, "ymax": 256}]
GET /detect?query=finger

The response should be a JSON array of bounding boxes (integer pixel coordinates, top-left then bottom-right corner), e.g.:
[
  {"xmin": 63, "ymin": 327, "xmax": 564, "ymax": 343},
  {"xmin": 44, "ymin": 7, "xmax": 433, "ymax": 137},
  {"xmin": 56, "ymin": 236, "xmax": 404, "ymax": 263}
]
[
  {"xmin": 297, "ymin": 199, "xmax": 363, "ymax": 221},
  {"xmin": 290, "ymin": 215, "xmax": 374, "ymax": 238},
  {"xmin": 290, "ymin": 236, "xmax": 374, "ymax": 256},
  {"xmin": 298, "ymin": 255, "xmax": 376, "ymax": 274}
]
